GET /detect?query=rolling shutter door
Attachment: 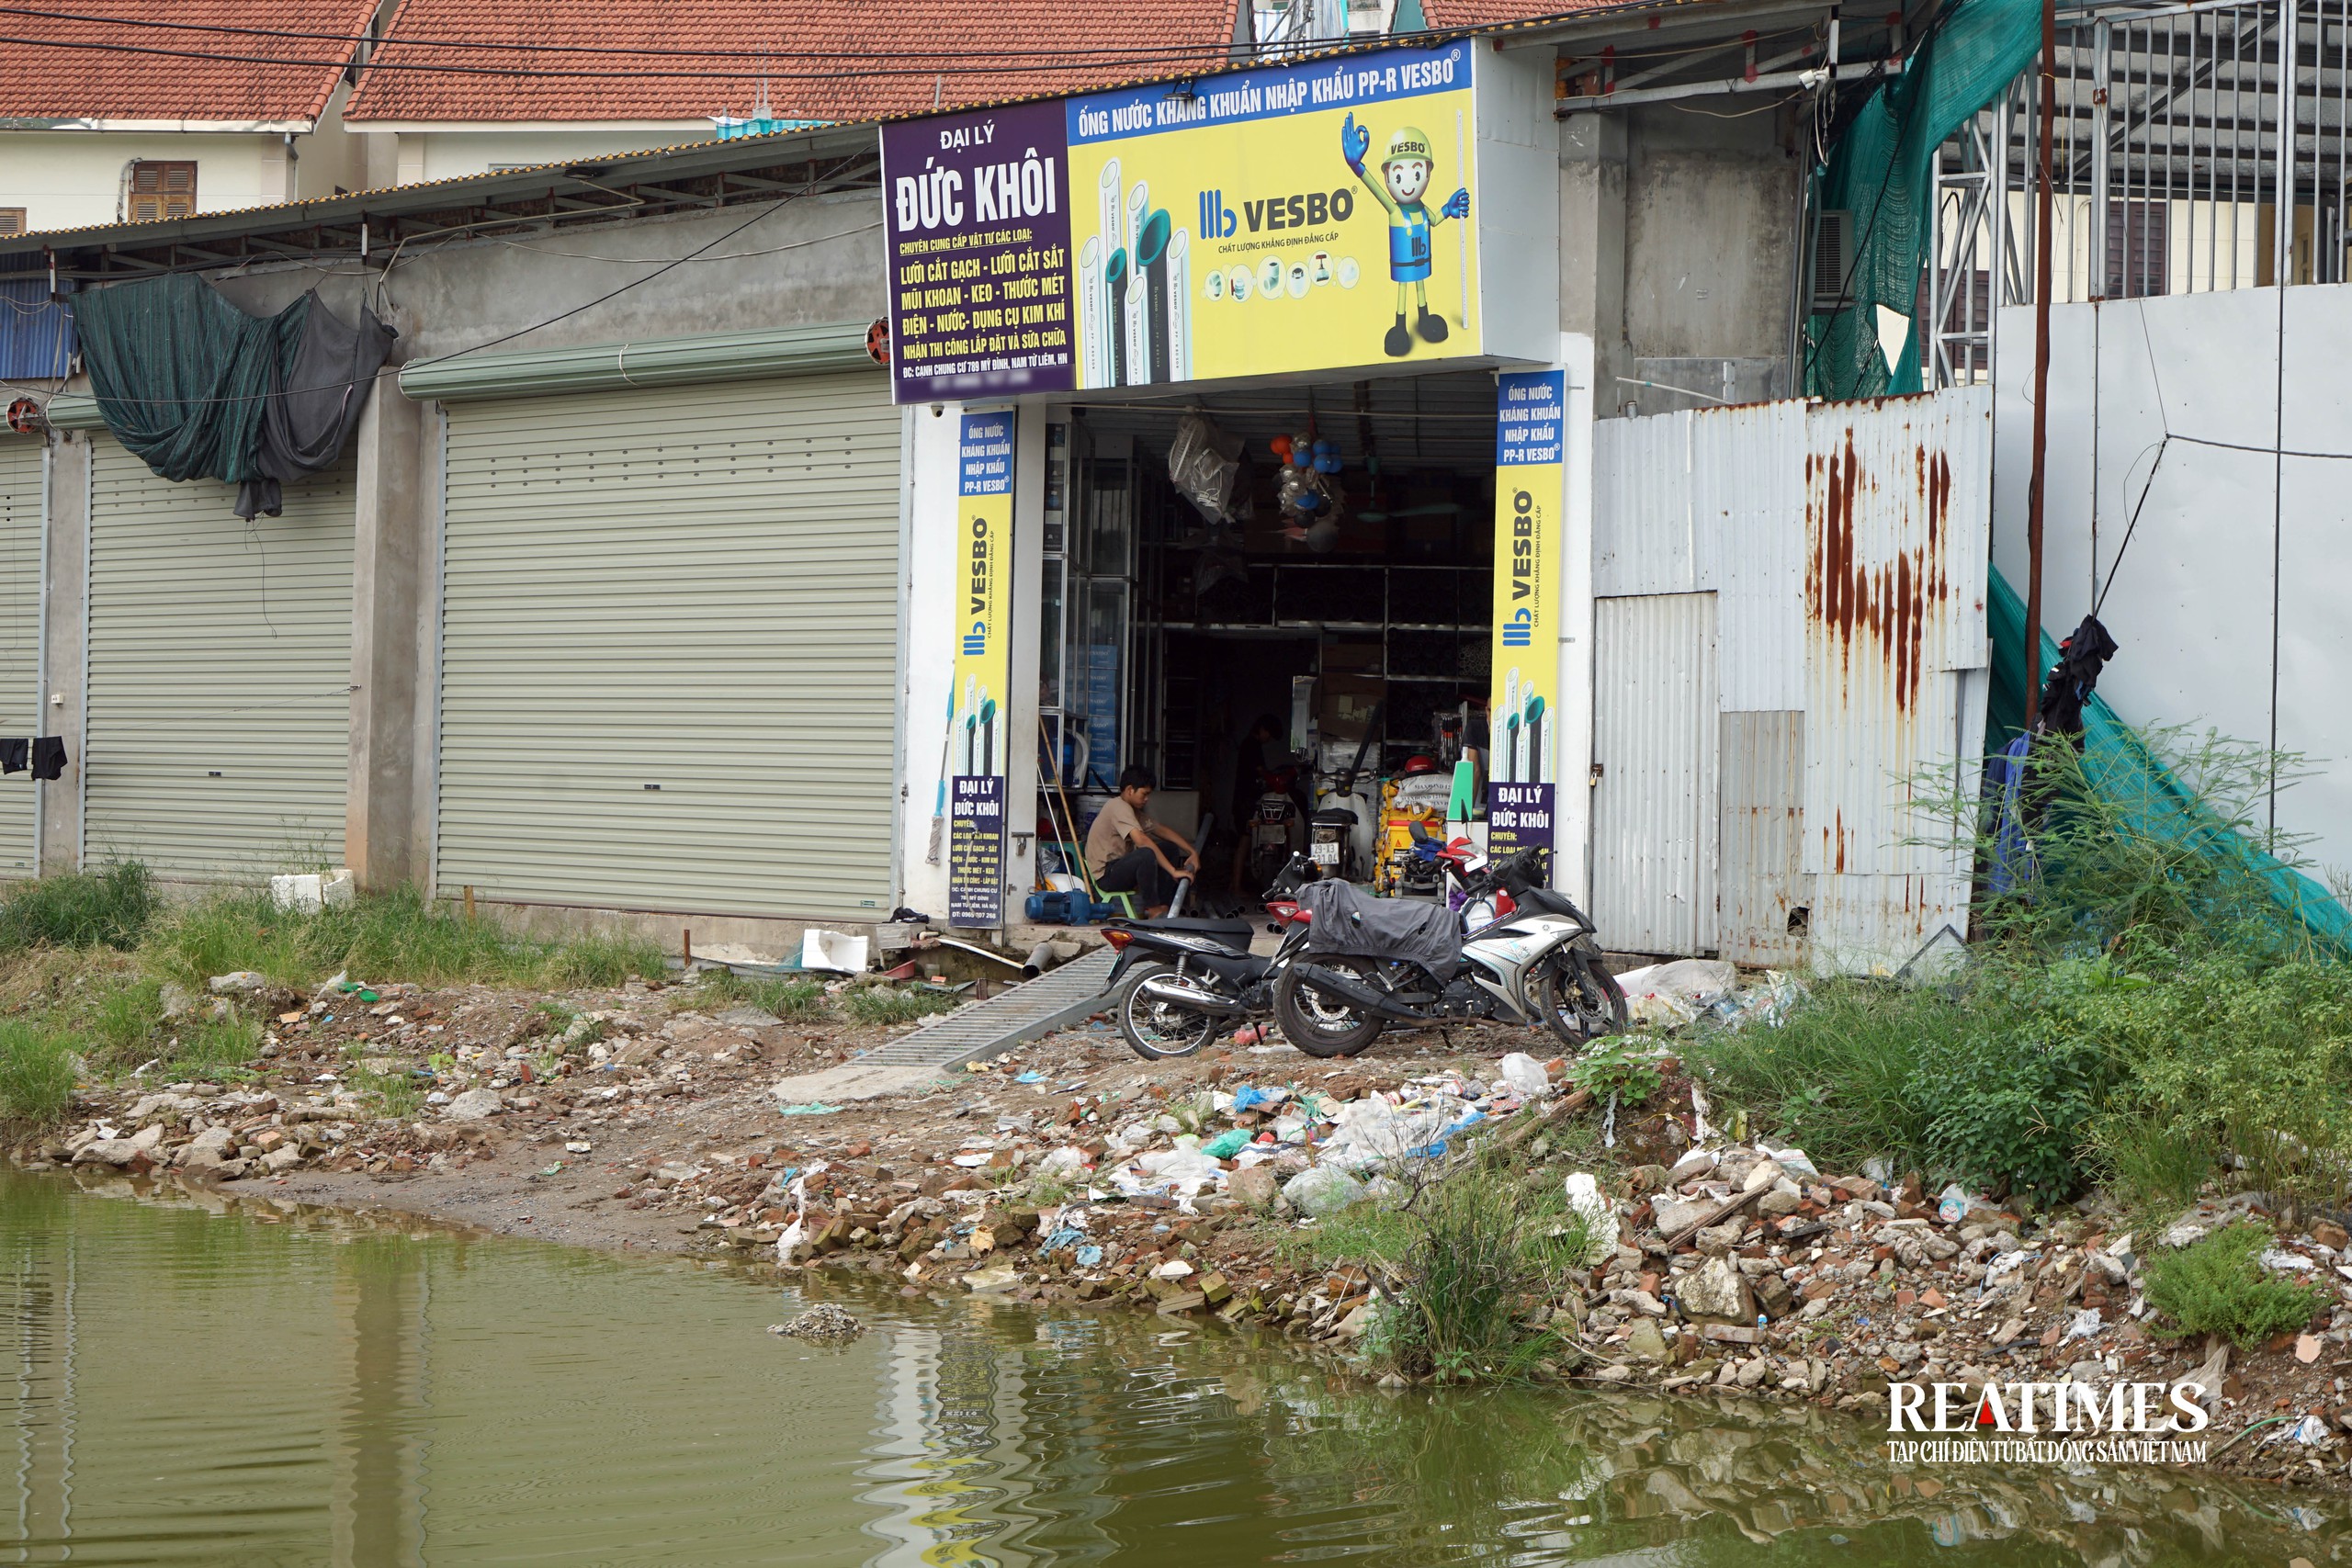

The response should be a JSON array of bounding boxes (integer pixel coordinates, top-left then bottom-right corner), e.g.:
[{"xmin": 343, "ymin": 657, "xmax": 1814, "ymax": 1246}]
[
  {"xmin": 85, "ymin": 439, "xmax": 352, "ymax": 878},
  {"xmin": 0, "ymin": 439, "xmax": 39, "ymax": 874},
  {"xmin": 436, "ymin": 372, "xmax": 899, "ymax": 919}
]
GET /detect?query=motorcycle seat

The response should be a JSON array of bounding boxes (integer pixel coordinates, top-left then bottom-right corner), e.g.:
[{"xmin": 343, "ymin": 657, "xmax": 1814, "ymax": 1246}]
[
  {"xmin": 1123, "ymin": 916, "xmax": 1257, "ymax": 945},
  {"xmin": 1310, "ymin": 807, "xmax": 1359, "ymax": 826}
]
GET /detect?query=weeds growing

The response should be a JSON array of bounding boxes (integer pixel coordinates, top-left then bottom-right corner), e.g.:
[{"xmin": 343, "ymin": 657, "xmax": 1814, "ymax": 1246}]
[
  {"xmin": 0, "ymin": 863, "xmax": 155, "ymax": 953},
  {"xmin": 842, "ymin": 986, "xmax": 956, "ymax": 1027},
  {"xmin": 1690, "ymin": 727, "xmax": 2352, "ymax": 1217},
  {"xmin": 0, "ymin": 1021, "xmax": 79, "ymax": 1124},
  {"xmin": 1284, "ymin": 1150, "xmax": 1595, "ymax": 1382},
  {"xmin": 695, "ymin": 968, "xmax": 833, "ymax": 1020},
  {"xmin": 2142, "ymin": 1224, "xmax": 2330, "ymax": 1347}
]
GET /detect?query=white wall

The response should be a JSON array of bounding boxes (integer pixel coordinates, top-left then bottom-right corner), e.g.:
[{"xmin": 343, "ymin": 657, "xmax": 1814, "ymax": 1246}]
[
  {"xmin": 898, "ymin": 401, "xmax": 967, "ymax": 922},
  {"xmin": 0, "ymin": 133, "xmax": 283, "ymax": 233},
  {"xmin": 403, "ymin": 130, "xmax": 715, "ymax": 185},
  {"xmin": 1993, "ymin": 285, "xmax": 2352, "ymax": 887}
]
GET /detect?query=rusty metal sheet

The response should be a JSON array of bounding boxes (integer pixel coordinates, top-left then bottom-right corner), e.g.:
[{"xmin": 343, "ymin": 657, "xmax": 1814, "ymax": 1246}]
[{"xmin": 1717, "ymin": 709, "xmax": 1810, "ymax": 966}]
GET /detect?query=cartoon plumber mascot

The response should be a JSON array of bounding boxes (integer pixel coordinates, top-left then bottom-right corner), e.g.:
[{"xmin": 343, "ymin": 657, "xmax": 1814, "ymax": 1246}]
[{"xmin": 1341, "ymin": 111, "xmax": 1469, "ymax": 357}]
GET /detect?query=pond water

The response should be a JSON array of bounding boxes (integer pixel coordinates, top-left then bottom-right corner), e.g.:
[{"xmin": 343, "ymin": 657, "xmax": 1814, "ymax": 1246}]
[{"xmin": 1, "ymin": 1169, "xmax": 2342, "ymax": 1566}]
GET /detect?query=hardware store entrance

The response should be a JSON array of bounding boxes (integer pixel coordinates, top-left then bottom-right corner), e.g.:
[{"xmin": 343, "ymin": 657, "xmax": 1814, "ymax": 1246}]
[{"xmin": 1035, "ymin": 370, "xmax": 1498, "ymax": 910}]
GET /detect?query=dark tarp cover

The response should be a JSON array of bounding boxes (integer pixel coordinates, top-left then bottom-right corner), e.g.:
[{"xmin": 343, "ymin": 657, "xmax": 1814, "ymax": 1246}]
[
  {"xmin": 1295, "ymin": 877, "xmax": 1462, "ymax": 981},
  {"xmin": 71, "ymin": 274, "xmax": 394, "ymax": 516}
]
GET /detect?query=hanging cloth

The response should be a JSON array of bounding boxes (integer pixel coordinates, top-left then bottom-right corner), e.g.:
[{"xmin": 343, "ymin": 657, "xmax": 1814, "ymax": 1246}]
[{"xmin": 70, "ymin": 275, "xmax": 393, "ymax": 515}]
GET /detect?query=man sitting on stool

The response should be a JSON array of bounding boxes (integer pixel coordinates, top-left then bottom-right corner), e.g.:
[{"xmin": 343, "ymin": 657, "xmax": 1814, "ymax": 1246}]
[{"xmin": 1087, "ymin": 766, "xmax": 1198, "ymax": 918}]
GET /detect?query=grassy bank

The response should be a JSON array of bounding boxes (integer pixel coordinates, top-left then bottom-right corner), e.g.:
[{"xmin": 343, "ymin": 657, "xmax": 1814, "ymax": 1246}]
[
  {"xmin": 0, "ymin": 866, "xmax": 672, "ymax": 1125},
  {"xmin": 1690, "ymin": 730, "xmax": 2352, "ymax": 1224}
]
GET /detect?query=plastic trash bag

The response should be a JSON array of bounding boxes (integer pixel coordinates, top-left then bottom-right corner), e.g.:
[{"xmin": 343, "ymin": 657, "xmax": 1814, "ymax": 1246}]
[
  {"xmin": 1283, "ymin": 1165, "xmax": 1366, "ymax": 1218},
  {"xmin": 1497, "ymin": 1053, "xmax": 1551, "ymax": 1099},
  {"xmin": 1167, "ymin": 412, "xmax": 1243, "ymax": 522},
  {"xmin": 1612, "ymin": 958, "xmax": 1738, "ymax": 1029}
]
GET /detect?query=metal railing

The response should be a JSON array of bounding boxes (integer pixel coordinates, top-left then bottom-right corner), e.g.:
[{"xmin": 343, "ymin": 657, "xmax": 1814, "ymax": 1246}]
[{"xmin": 1928, "ymin": 0, "xmax": 2352, "ymax": 386}]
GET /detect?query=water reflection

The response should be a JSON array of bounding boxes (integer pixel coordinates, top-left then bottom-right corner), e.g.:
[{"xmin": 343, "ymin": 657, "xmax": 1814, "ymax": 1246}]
[{"xmin": 0, "ymin": 1170, "xmax": 2343, "ymax": 1567}]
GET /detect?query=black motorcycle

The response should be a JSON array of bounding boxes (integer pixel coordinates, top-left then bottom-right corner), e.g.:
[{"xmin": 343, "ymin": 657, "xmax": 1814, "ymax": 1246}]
[
  {"xmin": 1103, "ymin": 854, "xmax": 1317, "ymax": 1060},
  {"xmin": 1273, "ymin": 848, "xmax": 1627, "ymax": 1057}
]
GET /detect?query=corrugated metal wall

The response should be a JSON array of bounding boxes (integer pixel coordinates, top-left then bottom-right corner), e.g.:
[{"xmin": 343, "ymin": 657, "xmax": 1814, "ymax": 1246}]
[
  {"xmin": 1592, "ymin": 593, "xmax": 1718, "ymax": 955},
  {"xmin": 435, "ymin": 371, "xmax": 899, "ymax": 921},
  {"xmin": 85, "ymin": 439, "xmax": 354, "ymax": 879},
  {"xmin": 0, "ymin": 278, "xmax": 74, "ymax": 384},
  {"xmin": 0, "ymin": 438, "xmax": 40, "ymax": 874},
  {"xmin": 1591, "ymin": 388, "xmax": 1992, "ymax": 972}
]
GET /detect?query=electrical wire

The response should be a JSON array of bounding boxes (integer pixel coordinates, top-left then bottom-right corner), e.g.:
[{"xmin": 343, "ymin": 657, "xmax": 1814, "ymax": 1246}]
[
  {"xmin": 490, "ymin": 219, "xmax": 878, "ymax": 264},
  {"xmin": 0, "ymin": 31, "xmax": 1280, "ymax": 80},
  {"xmin": 0, "ymin": 5, "xmax": 1819, "ymax": 71},
  {"xmin": 6, "ymin": 184, "xmax": 861, "ymax": 410}
]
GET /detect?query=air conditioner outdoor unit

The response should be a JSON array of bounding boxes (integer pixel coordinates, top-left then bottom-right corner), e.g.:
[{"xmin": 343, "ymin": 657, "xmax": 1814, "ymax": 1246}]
[{"xmin": 1808, "ymin": 209, "xmax": 1854, "ymax": 315}]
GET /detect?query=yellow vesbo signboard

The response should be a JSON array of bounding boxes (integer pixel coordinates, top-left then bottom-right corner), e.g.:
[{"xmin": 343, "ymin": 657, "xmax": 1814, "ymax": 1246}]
[
  {"xmin": 949, "ymin": 411, "xmax": 1014, "ymax": 928},
  {"xmin": 1487, "ymin": 371, "xmax": 1565, "ymax": 860},
  {"xmin": 1063, "ymin": 42, "xmax": 1479, "ymax": 388}
]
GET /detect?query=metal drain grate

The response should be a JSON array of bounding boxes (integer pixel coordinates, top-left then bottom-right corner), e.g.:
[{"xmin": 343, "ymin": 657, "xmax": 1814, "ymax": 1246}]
[{"xmin": 855, "ymin": 948, "xmax": 1119, "ymax": 1071}]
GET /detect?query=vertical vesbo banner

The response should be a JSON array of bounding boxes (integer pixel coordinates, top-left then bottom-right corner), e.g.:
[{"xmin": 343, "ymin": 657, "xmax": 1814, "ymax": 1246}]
[
  {"xmin": 883, "ymin": 100, "xmax": 1076, "ymax": 402},
  {"xmin": 1487, "ymin": 371, "xmax": 1565, "ymax": 859},
  {"xmin": 882, "ymin": 43, "xmax": 1480, "ymax": 403},
  {"xmin": 948, "ymin": 412, "xmax": 1015, "ymax": 927}
]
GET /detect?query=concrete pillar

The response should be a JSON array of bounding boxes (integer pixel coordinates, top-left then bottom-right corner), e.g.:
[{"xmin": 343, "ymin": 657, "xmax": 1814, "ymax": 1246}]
[
  {"xmin": 345, "ymin": 371, "xmax": 433, "ymax": 891},
  {"xmin": 38, "ymin": 432, "xmax": 87, "ymax": 874},
  {"xmin": 1559, "ymin": 113, "xmax": 1633, "ymax": 415}
]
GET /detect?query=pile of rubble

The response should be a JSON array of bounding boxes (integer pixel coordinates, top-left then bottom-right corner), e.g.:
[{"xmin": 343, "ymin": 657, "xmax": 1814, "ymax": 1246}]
[{"xmin": 36, "ymin": 967, "xmax": 885, "ymax": 1180}]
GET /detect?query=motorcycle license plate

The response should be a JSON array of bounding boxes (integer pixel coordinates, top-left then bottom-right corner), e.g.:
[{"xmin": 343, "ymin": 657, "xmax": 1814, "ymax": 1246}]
[{"xmin": 1310, "ymin": 840, "xmax": 1340, "ymax": 865}]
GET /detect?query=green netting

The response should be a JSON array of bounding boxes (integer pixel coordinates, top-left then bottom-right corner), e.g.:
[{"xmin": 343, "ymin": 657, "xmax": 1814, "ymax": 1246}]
[
  {"xmin": 71, "ymin": 273, "xmax": 311, "ymax": 484},
  {"xmin": 1803, "ymin": 0, "xmax": 2042, "ymax": 398},
  {"xmin": 1987, "ymin": 566, "xmax": 2352, "ymax": 956}
]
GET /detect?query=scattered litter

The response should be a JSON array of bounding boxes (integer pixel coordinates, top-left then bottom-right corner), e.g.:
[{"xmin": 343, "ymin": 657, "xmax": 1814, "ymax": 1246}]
[
  {"xmin": 1496, "ymin": 1052, "xmax": 1550, "ymax": 1099},
  {"xmin": 2060, "ymin": 1308, "xmax": 2104, "ymax": 1343},
  {"xmin": 799, "ymin": 929, "xmax": 870, "ymax": 974},
  {"xmin": 1611, "ymin": 958, "xmax": 1737, "ymax": 1028},
  {"xmin": 775, "ymin": 1101, "xmax": 842, "ymax": 1116},
  {"xmin": 2259, "ymin": 1248, "xmax": 2316, "ymax": 1272}
]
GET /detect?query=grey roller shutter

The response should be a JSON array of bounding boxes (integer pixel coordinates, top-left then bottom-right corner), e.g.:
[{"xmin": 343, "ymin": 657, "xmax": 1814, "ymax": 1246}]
[
  {"xmin": 436, "ymin": 371, "xmax": 899, "ymax": 920},
  {"xmin": 0, "ymin": 439, "xmax": 39, "ymax": 874},
  {"xmin": 85, "ymin": 438, "xmax": 352, "ymax": 879}
]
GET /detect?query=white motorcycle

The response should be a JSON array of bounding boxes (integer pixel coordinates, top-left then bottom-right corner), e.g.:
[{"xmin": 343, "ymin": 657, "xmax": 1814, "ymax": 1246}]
[{"xmin": 1272, "ymin": 848, "xmax": 1626, "ymax": 1057}]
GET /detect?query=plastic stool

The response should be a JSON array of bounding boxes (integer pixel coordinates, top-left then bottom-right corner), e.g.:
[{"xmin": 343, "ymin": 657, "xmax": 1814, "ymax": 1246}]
[{"xmin": 1093, "ymin": 891, "xmax": 1139, "ymax": 920}]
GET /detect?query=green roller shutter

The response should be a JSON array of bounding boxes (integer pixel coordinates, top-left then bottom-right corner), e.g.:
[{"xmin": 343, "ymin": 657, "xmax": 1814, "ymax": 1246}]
[
  {"xmin": 0, "ymin": 438, "xmax": 40, "ymax": 874},
  {"xmin": 85, "ymin": 438, "xmax": 352, "ymax": 879},
  {"xmin": 436, "ymin": 370, "xmax": 899, "ymax": 919}
]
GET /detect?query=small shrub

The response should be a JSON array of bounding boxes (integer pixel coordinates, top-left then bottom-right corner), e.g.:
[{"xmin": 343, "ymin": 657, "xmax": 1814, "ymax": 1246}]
[
  {"xmin": 0, "ymin": 1022, "xmax": 79, "ymax": 1123},
  {"xmin": 1286, "ymin": 1154, "xmax": 1592, "ymax": 1382},
  {"xmin": 1564, "ymin": 1038, "xmax": 1667, "ymax": 1104},
  {"xmin": 842, "ymin": 986, "xmax": 956, "ymax": 1027},
  {"xmin": 1912, "ymin": 1014, "xmax": 2113, "ymax": 1201},
  {"xmin": 2091, "ymin": 1111, "xmax": 2214, "ymax": 1219},
  {"xmin": 2143, "ymin": 1224, "xmax": 2329, "ymax": 1347},
  {"xmin": 0, "ymin": 863, "xmax": 155, "ymax": 952}
]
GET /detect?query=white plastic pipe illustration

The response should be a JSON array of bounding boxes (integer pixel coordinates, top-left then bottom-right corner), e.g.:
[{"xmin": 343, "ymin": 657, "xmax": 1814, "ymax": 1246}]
[
  {"xmin": 1125, "ymin": 181, "xmax": 1151, "ymax": 385},
  {"xmin": 1077, "ymin": 235, "xmax": 1105, "ymax": 389},
  {"xmin": 1166, "ymin": 228, "xmax": 1191, "ymax": 382}
]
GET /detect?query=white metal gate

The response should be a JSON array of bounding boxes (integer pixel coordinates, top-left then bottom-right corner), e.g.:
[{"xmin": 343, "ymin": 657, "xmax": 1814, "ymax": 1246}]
[{"xmin": 1591, "ymin": 592, "xmax": 1718, "ymax": 955}]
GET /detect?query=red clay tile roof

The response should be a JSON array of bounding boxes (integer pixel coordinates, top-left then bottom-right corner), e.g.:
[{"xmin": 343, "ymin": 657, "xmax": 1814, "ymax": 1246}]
[
  {"xmin": 1422, "ymin": 0, "xmax": 1639, "ymax": 27},
  {"xmin": 0, "ymin": 0, "xmax": 378, "ymax": 124},
  {"xmin": 344, "ymin": 0, "xmax": 1247, "ymax": 125}
]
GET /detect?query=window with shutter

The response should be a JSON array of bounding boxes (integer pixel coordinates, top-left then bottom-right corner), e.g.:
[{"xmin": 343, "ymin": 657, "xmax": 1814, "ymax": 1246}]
[{"xmin": 127, "ymin": 162, "xmax": 197, "ymax": 222}]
